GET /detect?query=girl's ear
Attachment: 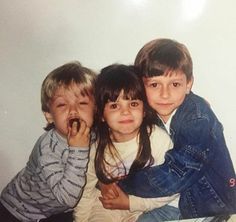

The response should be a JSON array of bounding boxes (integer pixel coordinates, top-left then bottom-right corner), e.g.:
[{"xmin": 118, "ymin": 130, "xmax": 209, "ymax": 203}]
[
  {"xmin": 186, "ymin": 76, "xmax": 194, "ymax": 94},
  {"xmin": 44, "ymin": 112, "xmax": 54, "ymax": 124}
]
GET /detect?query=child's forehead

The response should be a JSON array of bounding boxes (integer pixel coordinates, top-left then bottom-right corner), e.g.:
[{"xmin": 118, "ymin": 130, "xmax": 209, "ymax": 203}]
[
  {"xmin": 145, "ymin": 70, "xmax": 186, "ymax": 80},
  {"xmin": 164, "ymin": 69, "xmax": 186, "ymax": 77},
  {"xmin": 53, "ymin": 84, "xmax": 91, "ymax": 98}
]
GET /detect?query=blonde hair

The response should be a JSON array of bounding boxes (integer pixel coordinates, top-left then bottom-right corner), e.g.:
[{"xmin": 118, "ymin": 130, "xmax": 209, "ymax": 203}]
[{"xmin": 41, "ymin": 61, "xmax": 96, "ymax": 113}]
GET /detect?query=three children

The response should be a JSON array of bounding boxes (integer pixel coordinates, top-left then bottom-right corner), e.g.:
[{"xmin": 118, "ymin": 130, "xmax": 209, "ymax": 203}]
[{"xmin": 1, "ymin": 38, "xmax": 235, "ymax": 221}]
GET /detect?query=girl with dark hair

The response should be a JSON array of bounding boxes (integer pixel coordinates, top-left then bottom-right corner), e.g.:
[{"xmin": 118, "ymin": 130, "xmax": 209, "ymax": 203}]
[
  {"xmin": 94, "ymin": 64, "xmax": 154, "ymax": 184},
  {"xmin": 74, "ymin": 64, "xmax": 179, "ymax": 222}
]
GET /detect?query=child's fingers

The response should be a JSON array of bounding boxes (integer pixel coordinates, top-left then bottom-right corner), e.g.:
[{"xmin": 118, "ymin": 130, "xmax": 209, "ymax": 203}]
[
  {"xmin": 100, "ymin": 183, "xmax": 119, "ymax": 199},
  {"xmin": 111, "ymin": 183, "xmax": 120, "ymax": 197},
  {"xmin": 99, "ymin": 196, "xmax": 124, "ymax": 210},
  {"xmin": 101, "ymin": 183, "xmax": 120, "ymax": 198},
  {"xmin": 102, "ymin": 192, "xmax": 116, "ymax": 200},
  {"xmin": 67, "ymin": 119, "xmax": 91, "ymax": 147},
  {"xmin": 82, "ymin": 125, "xmax": 90, "ymax": 138},
  {"xmin": 103, "ymin": 184, "xmax": 119, "ymax": 198},
  {"xmin": 114, "ymin": 183, "xmax": 126, "ymax": 197},
  {"xmin": 99, "ymin": 197, "xmax": 113, "ymax": 209},
  {"xmin": 70, "ymin": 119, "xmax": 88, "ymax": 135},
  {"xmin": 70, "ymin": 121, "xmax": 79, "ymax": 136},
  {"xmin": 77, "ymin": 120, "xmax": 89, "ymax": 135}
]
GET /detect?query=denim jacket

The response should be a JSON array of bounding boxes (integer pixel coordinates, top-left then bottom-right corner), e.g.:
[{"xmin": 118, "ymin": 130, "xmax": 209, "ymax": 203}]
[{"xmin": 119, "ymin": 92, "xmax": 236, "ymax": 218}]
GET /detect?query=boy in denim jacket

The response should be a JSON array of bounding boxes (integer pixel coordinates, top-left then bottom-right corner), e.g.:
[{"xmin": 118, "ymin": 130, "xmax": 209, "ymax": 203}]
[{"xmin": 119, "ymin": 38, "xmax": 236, "ymax": 219}]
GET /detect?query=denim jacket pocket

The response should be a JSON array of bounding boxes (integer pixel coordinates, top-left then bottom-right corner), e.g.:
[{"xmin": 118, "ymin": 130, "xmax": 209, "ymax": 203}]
[
  {"xmin": 180, "ymin": 176, "xmax": 226, "ymax": 218},
  {"xmin": 183, "ymin": 145, "xmax": 209, "ymax": 169},
  {"xmin": 198, "ymin": 176, "xmax": 225, "ymax": 208},
  {"xmin": 165, "ymin": 145, "xmax": 207, "ymax": 177}
]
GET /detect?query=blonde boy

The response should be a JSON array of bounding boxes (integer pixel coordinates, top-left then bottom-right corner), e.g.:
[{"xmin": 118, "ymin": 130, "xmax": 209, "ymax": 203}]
[{"xmin": 0, "ymin": 61, "xmax": 96, "ymax": 222}]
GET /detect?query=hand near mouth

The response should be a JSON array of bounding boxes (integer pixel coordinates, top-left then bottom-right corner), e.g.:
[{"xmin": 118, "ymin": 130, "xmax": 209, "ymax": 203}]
[
  {"xmin": 68, "ymin": 118, "xmax": 81, "ymax": 131},
  {"xmin": 67, "ymin": 118, "xmax": 90, "ymax": 148}
]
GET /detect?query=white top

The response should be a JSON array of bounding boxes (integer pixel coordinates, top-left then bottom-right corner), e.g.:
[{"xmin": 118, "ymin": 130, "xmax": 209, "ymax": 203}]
[
  {"xmin": 158, "ymin": 109, "xmax": 180, "ymax": 208},
  {"xmin": 158, "ymin": 109, "xmax": 177, "ymax": 134},
  {"xmin": 74, "ymin": 125, "xmax": 179, "ymax": 222}
]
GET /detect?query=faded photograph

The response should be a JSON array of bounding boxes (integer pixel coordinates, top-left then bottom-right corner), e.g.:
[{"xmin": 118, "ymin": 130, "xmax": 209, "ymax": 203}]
[{"xmin": 0, "ymin": 1, "xmax": 235, "ymax": 221}]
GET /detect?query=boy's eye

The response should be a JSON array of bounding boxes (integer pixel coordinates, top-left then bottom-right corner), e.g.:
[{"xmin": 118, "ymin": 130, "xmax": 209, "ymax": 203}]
[
  {"xmin": 79, "ymin": 101, "xmax": 88, "ymax": 105},
  {"xmin": 172, "ymin": 82, "xmax": 181, "ymax": 87},
  {"xmin": 56, "ymin": 103, "xmax": 66, "ymax": 107},
  {"xmin": 150, "ymin": 82, "xmax": 158, "ymax": 88}
]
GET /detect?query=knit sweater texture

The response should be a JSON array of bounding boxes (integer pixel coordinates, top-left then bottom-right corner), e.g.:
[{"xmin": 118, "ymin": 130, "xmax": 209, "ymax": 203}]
[{"xmin": 0, "ymin": 129, "xmax": 89, "ymax": 222}]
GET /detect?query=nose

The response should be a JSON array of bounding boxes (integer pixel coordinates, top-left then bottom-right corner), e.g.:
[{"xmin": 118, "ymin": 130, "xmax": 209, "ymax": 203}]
[
  {"xmin": 160, "ymin": 86, "xmax": 170, "ymax": 99},
  {"xmin": 69, "ymin": 104, "xmax": 79, "ymax": 117},
  {"xmin": 120, "ymin": 104, "xmax": 130, "ymax": 115}
]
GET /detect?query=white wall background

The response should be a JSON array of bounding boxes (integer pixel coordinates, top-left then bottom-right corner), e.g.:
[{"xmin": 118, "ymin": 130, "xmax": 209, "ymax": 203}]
[{"xmin": 0, "ymin": 0, "xmax": 235, "ymax": 191}]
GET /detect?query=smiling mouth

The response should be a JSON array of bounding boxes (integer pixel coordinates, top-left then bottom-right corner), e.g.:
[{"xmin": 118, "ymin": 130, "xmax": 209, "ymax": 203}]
[
  {"xmin": 157, "ymin": 103, "xmax": 172, "ymax": 106},
  {"xmin": 119, "ymin": 119, "xmax": 133, "ymax": 124}
]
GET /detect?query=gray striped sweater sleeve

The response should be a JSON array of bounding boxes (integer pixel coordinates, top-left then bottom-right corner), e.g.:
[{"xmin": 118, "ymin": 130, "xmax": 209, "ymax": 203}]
[
  {"xmin": 0, "ymin": 129, "xmax": 90, "ymax": 221},
  {"xmin": 37, "ymin": 130, "xmax": 89, "ymax": 208}
]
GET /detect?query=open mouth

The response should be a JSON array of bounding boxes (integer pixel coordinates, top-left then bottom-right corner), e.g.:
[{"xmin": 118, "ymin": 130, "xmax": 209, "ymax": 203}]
[{"xmin": 68, "ymin": 118, "xmax": 80, "ymax": 130}]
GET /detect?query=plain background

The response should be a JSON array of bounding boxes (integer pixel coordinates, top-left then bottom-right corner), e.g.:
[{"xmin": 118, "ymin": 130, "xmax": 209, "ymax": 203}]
[{"xmin": 0, "ymin": 0, "xmax": 236, "ymax": 191}]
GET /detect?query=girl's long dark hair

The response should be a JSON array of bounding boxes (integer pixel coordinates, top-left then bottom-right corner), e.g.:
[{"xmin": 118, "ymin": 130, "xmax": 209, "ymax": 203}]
[{"xmin": 94, "ymin": 64, "xmax": 154, "ymax": 184}]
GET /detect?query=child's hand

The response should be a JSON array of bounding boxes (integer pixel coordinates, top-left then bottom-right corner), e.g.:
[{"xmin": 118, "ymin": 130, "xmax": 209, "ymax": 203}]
[
  {"xmin": 99, "ymin": 183, "xmax": 130, "ymax": 210},
  {"xmin": 99, "ymin": 182, "xmax": 119, "ymax": 200},
  {"xmin": 67, "ymin": 119, "xmax": 90, "ymax": 147}
]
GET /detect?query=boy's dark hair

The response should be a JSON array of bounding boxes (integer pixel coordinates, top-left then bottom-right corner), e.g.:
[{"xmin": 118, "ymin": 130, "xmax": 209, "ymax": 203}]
[
  {"xmin": 41, "ymin": 61, "xmax": 96, "ymax": 130},
  {"xmin": 94, "ymin": 64, "xmax": 154, "ymax": 184},
  {"xmin": 135, "ymin": 38, "xmax": 193, "ymax": 82}
]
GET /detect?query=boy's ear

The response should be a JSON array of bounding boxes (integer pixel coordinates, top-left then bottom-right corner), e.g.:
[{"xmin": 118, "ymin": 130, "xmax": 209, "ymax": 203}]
[
  {"xmin": 186, "ymin": 76, "xmax": 194, "ymax": 94},
  {"xmin": 44, "ymin": 112, "xmax": 54, "ymax": 124}
]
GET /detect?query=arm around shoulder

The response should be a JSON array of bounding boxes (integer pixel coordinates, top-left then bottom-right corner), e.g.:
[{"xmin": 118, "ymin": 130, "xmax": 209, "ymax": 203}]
[{"xmin": 119, "ymin": 117, "xmax": 213, "ymax": 197}]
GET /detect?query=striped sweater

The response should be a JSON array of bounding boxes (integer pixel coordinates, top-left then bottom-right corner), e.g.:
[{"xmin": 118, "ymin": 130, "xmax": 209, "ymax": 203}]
[{"xmin": 0, "ymin": 129, "xmax": 89, "ymax": 221}]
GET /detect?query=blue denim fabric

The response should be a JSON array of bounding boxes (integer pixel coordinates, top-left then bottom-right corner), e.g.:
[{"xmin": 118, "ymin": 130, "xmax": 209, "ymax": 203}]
[
  {"xmin": 119, "ymin": 92, "xmax": 236, "ymax": 218},
  {"xmin": 137, "ymin": 205, "xmax": 180, "ymax": 222}
]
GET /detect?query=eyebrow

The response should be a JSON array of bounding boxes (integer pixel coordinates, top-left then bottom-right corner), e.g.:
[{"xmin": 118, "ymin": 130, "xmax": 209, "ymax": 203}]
[
  {"xmin": 146, "ymin": 76, "xmax": 185, "ymax": 81},
  {"xmin": 169, "ymin": 77, "xmax": 185, "ymax": 82}
]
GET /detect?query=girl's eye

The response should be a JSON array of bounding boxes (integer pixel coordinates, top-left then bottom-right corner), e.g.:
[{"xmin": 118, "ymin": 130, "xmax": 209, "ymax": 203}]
[
  {"xmin": 130, "ymin": 101, "xmax": 139, "ymax": 107},
  {"xmin": 110, "ymin": 103, "xmax": 118, "ymax": 109}
]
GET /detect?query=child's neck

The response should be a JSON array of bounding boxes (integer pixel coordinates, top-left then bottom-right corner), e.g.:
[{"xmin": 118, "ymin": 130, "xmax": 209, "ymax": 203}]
[
  {"xmin": 111, "ymin": 133, "xmax": 138, "ymax": 143},
  {"xmin": 158, "ymin": 109, "xmax": 177, "ymax": 134}
]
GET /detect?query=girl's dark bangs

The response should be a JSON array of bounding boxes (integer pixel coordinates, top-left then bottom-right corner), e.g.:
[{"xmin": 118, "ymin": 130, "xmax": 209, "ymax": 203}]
[
  {"xmin": 103, "ymin": 76, "xmax": 142, "ymax": 102},
  {"xmin": 104, "ymin": 87, "xmax": 122, "ymax": 102},
  {"xmin": 123, "ymin": 87, "xmax": 141, "ymax": 100}
]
